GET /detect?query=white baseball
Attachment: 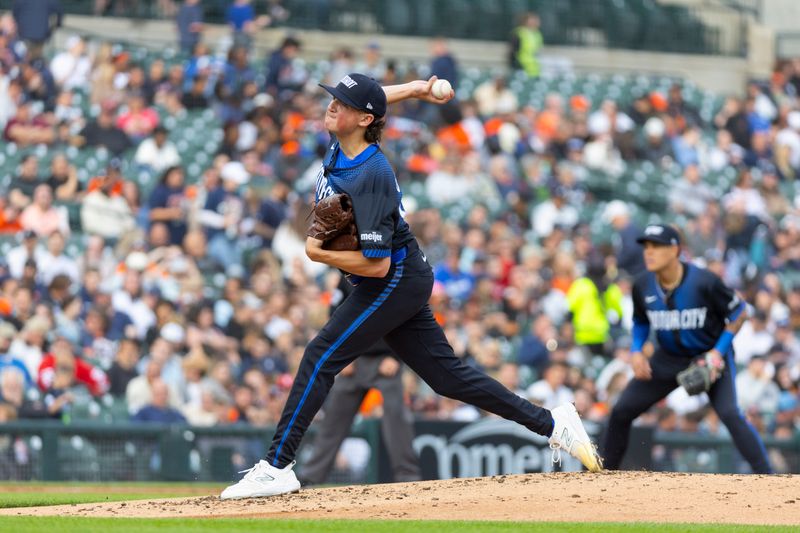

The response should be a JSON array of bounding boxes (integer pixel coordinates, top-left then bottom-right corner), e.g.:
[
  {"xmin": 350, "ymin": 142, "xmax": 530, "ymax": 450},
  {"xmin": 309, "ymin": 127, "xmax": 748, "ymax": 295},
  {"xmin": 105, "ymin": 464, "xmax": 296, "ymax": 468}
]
[{"xmin": 432, "ymin": 79, "xmax": 452, "ymax": 99}]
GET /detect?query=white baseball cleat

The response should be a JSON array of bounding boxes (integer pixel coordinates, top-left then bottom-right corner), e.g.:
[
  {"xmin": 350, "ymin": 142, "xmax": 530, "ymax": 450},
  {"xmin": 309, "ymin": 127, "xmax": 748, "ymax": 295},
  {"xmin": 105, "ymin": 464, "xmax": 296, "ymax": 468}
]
[
  {"xmin": 220, "ymin": 460, "xmax": 301, "ymax": 500},
  {"xmin": 549, "ymin": 403, "xmax": 603, "ymax": 473}
]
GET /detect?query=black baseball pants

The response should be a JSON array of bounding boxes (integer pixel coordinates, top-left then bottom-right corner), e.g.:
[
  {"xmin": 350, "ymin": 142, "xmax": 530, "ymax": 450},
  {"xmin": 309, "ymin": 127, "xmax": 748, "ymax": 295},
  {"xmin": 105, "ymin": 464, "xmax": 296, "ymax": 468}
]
[
  {"xmin": 266, "ymin": 241, "xmax": 554, "ymax": 468},
  {"xmin": 602, "ymin": 349, "xmax": 772, "ymax": 473}
]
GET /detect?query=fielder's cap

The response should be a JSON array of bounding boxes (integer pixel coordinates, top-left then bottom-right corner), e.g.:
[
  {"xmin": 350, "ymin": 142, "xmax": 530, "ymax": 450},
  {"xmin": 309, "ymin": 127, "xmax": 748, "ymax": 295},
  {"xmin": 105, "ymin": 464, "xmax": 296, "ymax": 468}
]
[
  {"xmin": 636, "ymin": 224, "xmax": 681, "ymax": 246},
  {"xmin": 320, "ymin": 73, "xmax": 386, "ymax": 117}
]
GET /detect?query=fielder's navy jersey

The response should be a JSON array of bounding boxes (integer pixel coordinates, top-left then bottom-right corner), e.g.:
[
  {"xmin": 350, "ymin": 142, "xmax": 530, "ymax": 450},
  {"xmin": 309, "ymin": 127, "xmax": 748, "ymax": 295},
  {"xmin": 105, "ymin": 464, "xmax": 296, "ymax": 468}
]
[
  {"xmin": 314, "ymin": 139, "xmax": 413, "ymax": 258},
  {"xmin": 632, "ymin": 262, "xmax": 745, "ymax": 357}
]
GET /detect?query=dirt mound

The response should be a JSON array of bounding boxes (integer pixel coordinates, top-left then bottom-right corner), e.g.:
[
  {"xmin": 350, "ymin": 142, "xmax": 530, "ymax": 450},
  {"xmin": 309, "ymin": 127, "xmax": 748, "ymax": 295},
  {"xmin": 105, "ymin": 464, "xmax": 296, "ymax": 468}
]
[{"xmin": 2, "ymin": 472, "xmax": 798, "ymax": 525}]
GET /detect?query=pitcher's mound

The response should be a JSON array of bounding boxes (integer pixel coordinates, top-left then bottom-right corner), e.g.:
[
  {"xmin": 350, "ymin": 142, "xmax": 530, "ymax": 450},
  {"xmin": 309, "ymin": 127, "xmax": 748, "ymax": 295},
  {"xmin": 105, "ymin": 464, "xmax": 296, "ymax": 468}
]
[{"xmin": 2, "ymin": 472, "xmax": 797, "ymax": 525}]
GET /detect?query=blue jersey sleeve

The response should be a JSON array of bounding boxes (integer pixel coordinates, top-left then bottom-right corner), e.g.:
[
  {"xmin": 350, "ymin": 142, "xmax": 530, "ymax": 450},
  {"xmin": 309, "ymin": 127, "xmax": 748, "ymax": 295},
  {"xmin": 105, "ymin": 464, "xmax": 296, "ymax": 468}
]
[{"xmin": 351, "ymin": 164, "xmax": 399, "ymax": 259}]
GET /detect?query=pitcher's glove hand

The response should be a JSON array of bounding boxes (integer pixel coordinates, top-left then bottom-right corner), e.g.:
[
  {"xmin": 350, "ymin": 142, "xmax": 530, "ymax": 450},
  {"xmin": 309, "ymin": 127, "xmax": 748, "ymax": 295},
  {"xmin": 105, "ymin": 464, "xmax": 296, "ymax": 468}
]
[
  {"xmin": 323, "ymin": 223, "xmax": 359, "ymax": 251},
  {"xmin": 307, "ymin": 193, "xmax": 360, "ymax": 251},
  {"xmin": 677, "ymin": 353, "xmax": 725, "ymax": 395}
]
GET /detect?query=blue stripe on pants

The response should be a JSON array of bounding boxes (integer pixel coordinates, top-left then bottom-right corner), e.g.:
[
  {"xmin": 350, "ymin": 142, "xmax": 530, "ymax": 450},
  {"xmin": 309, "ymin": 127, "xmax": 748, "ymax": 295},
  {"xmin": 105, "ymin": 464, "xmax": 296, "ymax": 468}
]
[{"xmin": 271, "ymin": 263, "xmax": 405, "ymax": 466}]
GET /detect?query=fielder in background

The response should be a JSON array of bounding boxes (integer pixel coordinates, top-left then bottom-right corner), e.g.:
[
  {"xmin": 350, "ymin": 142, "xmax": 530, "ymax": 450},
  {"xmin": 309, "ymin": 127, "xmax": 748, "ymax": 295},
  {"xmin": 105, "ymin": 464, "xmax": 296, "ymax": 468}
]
[
  {"xmin": 602, "ymin": 224, "xmax": 772, "ymax": 473},
  {"xmin": 299, "ymin": 275, "xmax": 420, "ymax": 486},
  {"xmin": 221, "ymin": 73, "xmax": 601, "ymax": 500}
]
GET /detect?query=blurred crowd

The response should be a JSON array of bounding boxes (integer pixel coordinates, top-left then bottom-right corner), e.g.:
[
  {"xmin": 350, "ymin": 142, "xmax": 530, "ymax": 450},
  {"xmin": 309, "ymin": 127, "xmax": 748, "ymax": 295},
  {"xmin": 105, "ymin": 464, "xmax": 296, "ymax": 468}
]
[{"xmin": 0, "ymin": 3, "xmax": 799, "ymax": 474}]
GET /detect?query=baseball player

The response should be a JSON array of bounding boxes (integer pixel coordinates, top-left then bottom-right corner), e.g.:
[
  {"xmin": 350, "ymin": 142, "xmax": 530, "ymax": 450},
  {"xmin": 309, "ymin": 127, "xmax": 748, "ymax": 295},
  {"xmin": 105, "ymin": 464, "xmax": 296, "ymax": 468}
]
[
  {"xmin": 221, "ymin": 74, "xmax": 602, "ymax": 499},
  {"xmin": 602, "ymin": 224, "xmax": 772, "ymax": 473},
  {"xmin": 299, "ymin": 275, "xmax": 420, "ymax": 486}
]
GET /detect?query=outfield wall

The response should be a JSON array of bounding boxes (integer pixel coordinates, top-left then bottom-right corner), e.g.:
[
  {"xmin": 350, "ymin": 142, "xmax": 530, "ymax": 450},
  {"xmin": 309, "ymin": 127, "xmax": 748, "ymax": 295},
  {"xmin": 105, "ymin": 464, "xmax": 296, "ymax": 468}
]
[{"xmin": 0, "ymin": 419, "xmax": 796, "ymax": 483}]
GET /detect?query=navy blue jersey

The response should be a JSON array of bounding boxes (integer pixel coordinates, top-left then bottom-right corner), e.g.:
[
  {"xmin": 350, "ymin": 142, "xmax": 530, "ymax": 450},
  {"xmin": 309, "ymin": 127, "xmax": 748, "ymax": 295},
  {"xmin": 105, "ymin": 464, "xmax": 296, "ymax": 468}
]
[
  {"xmin": 632, "ymin": 263, "xmax": 745, "ymax": 357},
  {"xmin": 314, "ymin": 139, "xmax": 414, "ymax": 258}
]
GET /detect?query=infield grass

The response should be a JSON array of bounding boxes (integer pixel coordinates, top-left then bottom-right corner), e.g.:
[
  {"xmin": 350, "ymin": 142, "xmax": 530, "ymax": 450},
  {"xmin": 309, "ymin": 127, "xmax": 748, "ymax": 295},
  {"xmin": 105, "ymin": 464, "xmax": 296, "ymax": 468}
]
[{"xmin": 0, "ymin": 518, "xmax": 794, "ymax": 532}]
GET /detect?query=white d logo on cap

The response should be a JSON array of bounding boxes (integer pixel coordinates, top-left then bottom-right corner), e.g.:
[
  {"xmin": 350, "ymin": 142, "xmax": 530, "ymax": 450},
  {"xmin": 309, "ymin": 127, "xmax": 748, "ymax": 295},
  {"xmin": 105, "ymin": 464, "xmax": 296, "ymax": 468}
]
[
  {"xmin": 644, "ymin": 225, "xmax": 664, "ymax": 235},
  {"xmin": 341, "ymin": 75, "xmax": 358, "ymax": 88}
]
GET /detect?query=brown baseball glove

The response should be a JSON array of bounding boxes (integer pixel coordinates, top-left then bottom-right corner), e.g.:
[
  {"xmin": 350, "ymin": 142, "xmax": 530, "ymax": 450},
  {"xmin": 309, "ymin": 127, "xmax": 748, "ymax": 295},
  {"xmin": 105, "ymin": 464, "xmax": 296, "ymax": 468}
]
[{"xmin": 307, "ymin": 193, "xmax": 360, "ymax": 251}]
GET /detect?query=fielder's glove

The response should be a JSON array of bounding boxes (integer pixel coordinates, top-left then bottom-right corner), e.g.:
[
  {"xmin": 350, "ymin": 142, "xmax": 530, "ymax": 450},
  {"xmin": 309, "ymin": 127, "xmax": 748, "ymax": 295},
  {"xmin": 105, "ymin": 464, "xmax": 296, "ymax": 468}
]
[
  {"xmin": 677, "ymin": 353, "xmax": 725, "ymax": 395},
  {"xmin": 306, "ymin": 193, "xmax": 360, "ymax": 251}
]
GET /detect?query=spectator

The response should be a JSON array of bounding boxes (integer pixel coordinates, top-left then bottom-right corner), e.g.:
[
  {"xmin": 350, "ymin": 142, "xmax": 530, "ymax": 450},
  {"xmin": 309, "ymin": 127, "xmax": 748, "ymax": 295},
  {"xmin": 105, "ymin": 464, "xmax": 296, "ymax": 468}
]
[
  {"xmin": 526, "ymin": 362, "xmax": 574, "ymax": 410},
  {"xmin": 200, "ymin": 161, "xmax": 247, "ymax": 267},
  {"xmin": 181, "ymin": 386, "xmax": 220, "ymax": 426},
  {"xmin": 226, "ymin": 0, "xmax": 269, "ymax": 50},
  {"xmin": 473, "ymin": 76, "xmax": 518, "ymax": 118},
  {"xmin": 532, "ymin": 185, "xmax": 579, "ymax": 239},
  {"xmin": 77, "ymin": 100, "xmax": 132, "ymax": 155},
  {"xmin": 604, "ymin": 200, "xmax": 645, "ymax": 276},
  {"xmin": 733, "ymin": 310, "xmax": 774, "ymax": 366},
  {"xmin": 38, "ymin": 231, "xmax": 79, "ymax": 285},
  {"xmin": 116, "ymin": 92, "xmax": 159, "ymax": 142},
  {"xmin": 429, "ymin": 37, "xmax": 458, "ymax": 91},
  {"xmin": 0, "ymin": 366, "xmax": 53, "ymax": 418},
  {"xmin": 131, "ymin": 379, "xmax": 186, "ymax": 423},
  {"xmin": 264, "ymin": 36, "xmax": 303, "ymax": 101},
  {"xmin": 509, "ymin": 11, "xmax": 543, "ymax": 78},
  {"xmin": 4, "ymin": 100, "xmax": 55, "ymax": 146},
  {"xmin": 181, "ymin": 73, "xmax": 209, "ymax": 109},
  {"xmin": 6, "ymin": 230, "xmax": 45, "ymax": 280},
  {"xmin": 106, "ymin": 337, "xmax": 141, "ymax": 395},
  {"xmin": 12, "ymin": 0, "xmax": 63, "ymax": 56},
  {"xmin": 49, "ymin": 35, "xmax": 91, "ymax": 90},
  {"xmin": 176, "ymin": 0, "xmax": 203, "ymax": 54},
  {"xmin": 80, "ymin": 161, "xmax": 136, "ymax": 241},
  {"xmin": 566, "ymin": 255, "xmax": 623, "ymax": 357},
  {"xmin": 135, "ymin": 126, "xmax": 181, "ymax": 174},
  {"xmin": 668, "ymin": 164, "xmax": 715, "ymax": 218},
  {"xmin": 7, "ymin": 155, "xmax": 41, "ymax": 209},
  {"xmin": 223, "ymin": 45, "xmax": 256, "ymax": 96},
  {"xmin": 148, "ymin": 165, "xmax": 188, "ymax": 246},
  {"xmin": 126, "ymin": 359, "xmax": 169, "ymax": 414},
  {"xmin": 8, "ymin": 314, "xmax": 48, "ymax": 378},
  {"xmin": 638, "ymin": 117, "xmax": 674, "ymax": 164},
  {"xmin": 20, "ymin": 184, "xmax": 69, "ymax": 238},
  {"xmin": 356, "ymin": 41, "xmax": 386, "ymax": 82},
  {"xmin": 37, "ymin": 335, "xmax": 109, "ymax": 397},
  {"xmin": 112, "ymin": 270, "xmax": 156, "ymax": 341},
  {"xmin": 735, "ymin": 355, "xmax": 780, "ymax": 416},
  {"xmin": 517, "ymin": 314, "xmax": 557, "ymax": 375},
  {"xmin": 45, "ymin": 153, "xmax": 81, "ymax": 201},
  {"xmin": 0, "ymin": 322, "xmax": 32, "ymax": 387}
]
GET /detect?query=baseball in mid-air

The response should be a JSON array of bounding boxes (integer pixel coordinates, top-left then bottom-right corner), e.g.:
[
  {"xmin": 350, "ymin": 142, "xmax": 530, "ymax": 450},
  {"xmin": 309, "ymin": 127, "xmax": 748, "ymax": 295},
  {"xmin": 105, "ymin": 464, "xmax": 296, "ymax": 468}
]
[{"xmin": 432, "ymin": 79, "xmax": 452, "ymax": 99}]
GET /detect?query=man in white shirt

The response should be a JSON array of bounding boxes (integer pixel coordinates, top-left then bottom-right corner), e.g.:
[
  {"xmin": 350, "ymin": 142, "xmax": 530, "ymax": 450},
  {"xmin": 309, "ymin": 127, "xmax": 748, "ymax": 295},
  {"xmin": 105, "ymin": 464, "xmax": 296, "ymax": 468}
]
[
  {"xmin": 38, "ymin": 230, "xmax": 79, "ymax": 285},
  {"xmin": 532, "ymin": 185, "xmax": 579, "ymax": 238},
  {"xmin": 134, "ymin": 126, "xmax": 181, "ymax": 174},
  {"xmin": 6, "ymin": 230, "xmax": 46, "ymax": 280},
  {"xmin": 50, "ymin": 35, "xmax": 92, "ymax": 90},
  {"xmin": 733, "ymin": 310, "xmax": 774, "ymax": 365},
  {"xmin": 526, "ymin": 361, "xmax": 575, "ymax": 410}
]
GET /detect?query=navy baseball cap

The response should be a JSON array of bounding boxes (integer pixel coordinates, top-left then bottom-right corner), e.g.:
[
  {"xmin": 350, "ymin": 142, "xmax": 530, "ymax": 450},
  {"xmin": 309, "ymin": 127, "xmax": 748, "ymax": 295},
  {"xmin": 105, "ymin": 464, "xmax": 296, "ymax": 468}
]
[
  {"xmin": 636, "ymin": 224, "xmax": 681, "ymax": 246},
  {"xmin": 320, "ymin": 73, "xmax": 386, "ymax": 117}
]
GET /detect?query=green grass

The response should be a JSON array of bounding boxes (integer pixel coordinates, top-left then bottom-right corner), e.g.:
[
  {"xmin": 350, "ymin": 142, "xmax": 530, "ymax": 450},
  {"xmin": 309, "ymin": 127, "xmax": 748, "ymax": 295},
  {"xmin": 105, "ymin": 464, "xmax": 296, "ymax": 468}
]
[
  {"xmin": 0, "ymin": 483, "xmax": 222, "ymax": 508},
  {"xmin": 0, "ymin": 518, "xmax": 794, "ymax": 532},
  {"xmin": 0, "ymin": 492, "xmax": 207, "ymax": 508}
]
